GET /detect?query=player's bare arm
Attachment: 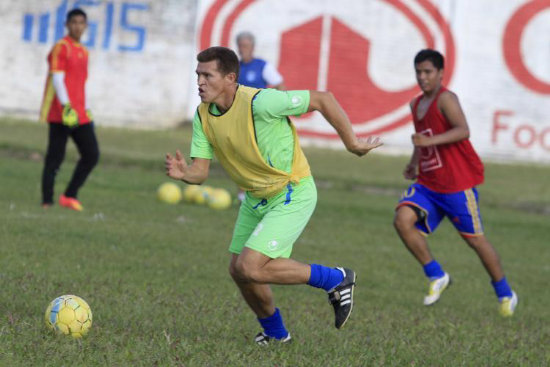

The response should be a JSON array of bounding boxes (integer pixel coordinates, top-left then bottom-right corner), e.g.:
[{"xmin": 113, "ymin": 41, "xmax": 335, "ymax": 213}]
[
  {"xmin": 412, "ymin": 91, "xmax": 470, "ymax": 147},
  {"xmin": 165, "ymin": 150, "xmax": 210, "ymax": 184},
  {"xmin": 308, "ymin": 91, "xmax": 383, "ymax": 156},
  {"xmin": 403, "ymin": 99, "xmax": 420, "ymax": 179},
  {"xmin": 403, "ymin": 147, "xmax": 420, "ymax": 180}
]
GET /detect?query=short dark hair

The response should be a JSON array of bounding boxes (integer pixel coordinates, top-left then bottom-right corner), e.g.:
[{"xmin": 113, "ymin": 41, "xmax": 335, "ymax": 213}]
[
  {"xmin": 414, "ymin": 49, "xmax": 444, "ymax": 70},
  {"xmin": 66, "ymin": 8, "xmax": 87, "ymax": 22},
  {"xmin": 197, "ymin": 46, "xmax": 239, "ymax": 80}
]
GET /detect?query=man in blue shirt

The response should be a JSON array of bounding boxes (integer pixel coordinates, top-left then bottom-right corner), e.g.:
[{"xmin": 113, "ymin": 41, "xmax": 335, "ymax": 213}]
[{"xmin": 236, "ymin": 31, "xmax": 285, "ymax": 90}]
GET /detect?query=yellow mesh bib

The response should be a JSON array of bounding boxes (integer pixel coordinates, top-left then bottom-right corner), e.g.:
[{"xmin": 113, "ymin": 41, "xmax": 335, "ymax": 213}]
[{"xmin": 198, "ymin": 86, "xmax": 311, "ymax": 198}]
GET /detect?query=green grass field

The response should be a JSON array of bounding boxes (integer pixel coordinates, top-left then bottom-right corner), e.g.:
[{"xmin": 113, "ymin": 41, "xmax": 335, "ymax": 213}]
[{"xmin": 1, "ymin": 117, "xmax": 549, "ymax": 366}]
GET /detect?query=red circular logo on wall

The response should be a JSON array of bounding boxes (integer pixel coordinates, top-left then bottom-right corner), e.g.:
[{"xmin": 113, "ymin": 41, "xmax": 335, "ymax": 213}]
[
  {"xmin": 503, "ymin": 0, "xmax": 550, "ymax": 95},
  {"xmin": 199, "ymin": 0, "xmax": 455, "ymax": 138}
]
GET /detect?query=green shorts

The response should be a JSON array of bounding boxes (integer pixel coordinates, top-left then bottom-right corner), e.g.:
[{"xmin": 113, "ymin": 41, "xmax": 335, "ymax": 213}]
[{"xmin": 229, "ymin": 176, "xmax": 317, "ymax": 258}]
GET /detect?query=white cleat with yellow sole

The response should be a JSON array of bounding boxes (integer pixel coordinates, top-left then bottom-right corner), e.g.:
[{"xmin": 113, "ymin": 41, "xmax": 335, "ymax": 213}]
[
  {"xmin": 499, "ymin": 291, "xmax": 518, "ymax": 317},
  {"xmin": 423, "ymin": 272, "xmax": 451, "ymax": 306}
]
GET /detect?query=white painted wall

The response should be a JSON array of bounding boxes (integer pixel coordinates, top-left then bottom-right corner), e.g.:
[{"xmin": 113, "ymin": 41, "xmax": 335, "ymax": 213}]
[{"xmin": 0, "ymin": 0, "xmax": 197, "ymax": 127}]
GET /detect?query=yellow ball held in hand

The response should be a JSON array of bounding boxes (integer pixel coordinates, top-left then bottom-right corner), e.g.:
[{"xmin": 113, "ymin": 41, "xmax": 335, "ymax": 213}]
[
  {"xmin": 157, "ymin": 182, "xmax": 183, "ymax": 204},
  {"xmin": 207, "ymin": 188, "xmax": 232, "ymax": 210},
  {"xmin": 62, "ymin": 104, "xmax": 79, "ymax": 127}
]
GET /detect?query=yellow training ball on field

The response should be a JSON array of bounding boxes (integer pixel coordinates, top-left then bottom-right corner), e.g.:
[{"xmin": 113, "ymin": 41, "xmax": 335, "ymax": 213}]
[
  {"xmin": 183, "ymin": 185, "xmax": 202, "ymax": 203},
  {"xmin": 157, "ymin": 182, "xmax": 182, "ymax": 204},
  {"xmin": 207, "ymin": 188, "xmax": 232, "ymax": 210},
  {"xmin": 45, "ymin": 295, "xmax": 93, "ymax": 338},
  {"xmin": 194, "ymin": 186, "xmax": 214, "ymax": 205}
]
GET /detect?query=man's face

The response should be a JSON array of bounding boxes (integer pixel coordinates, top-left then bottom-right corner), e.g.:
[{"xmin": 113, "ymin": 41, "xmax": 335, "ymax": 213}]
[
  {"xmin": 66, "ymin": 15, "xmax": 87, "ymax": 41},
  {"xmin": 237, "ymin": 38, "xmax": 254, "ymax": 62},
  {"xmin": 415, "ymin": 60, "xmax": 443, "ymax": 94},
  {"xmin": 196, "ymin": 60, "xmax": 234, "ymax": 103}
]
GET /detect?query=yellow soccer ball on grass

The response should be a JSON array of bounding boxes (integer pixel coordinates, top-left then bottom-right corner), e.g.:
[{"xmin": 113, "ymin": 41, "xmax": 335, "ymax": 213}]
[
  {"xmin": 183, "ymin": 185, "xmax": 201, "ymax": 203},
  {"xmin": 207, "ymin": 188, "xmax": 232, "ymax": 210},
  {"xmin": 157, "ymin": 182, "xmax": 182, "ymax": 204},
  {"xmin": 45, "ymin": 295, "xmax": 92, "ymax": 338},
  {"xmin": 194, "ymin": 186, "xmax": 214, "ymax": 205}
]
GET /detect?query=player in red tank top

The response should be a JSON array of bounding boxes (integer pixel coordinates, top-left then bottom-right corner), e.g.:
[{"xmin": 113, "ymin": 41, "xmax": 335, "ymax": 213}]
[
  {"xmin": 394, "ymin": 49, "xmax": 517, "ymax": 316},
  {"xmin": 412, "ymin": 86, "xmax": 484, "ymax": 193}
]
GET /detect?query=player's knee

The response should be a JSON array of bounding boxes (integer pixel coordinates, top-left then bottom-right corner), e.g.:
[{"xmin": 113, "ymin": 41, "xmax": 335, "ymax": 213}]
[
  {"xmin": 45, "ymin": 153, "xmax": 65, "ymax": 170},
  {"xmin": 44, "ymin": 160, "xmax": 63, "ymax": 173},
  {"xmin": 83, "ymin": 149, "xmax": 99, "ymax": 168},
  {"xmin": 228, "ymin": 262, "xmax": 240, "ymax": 281},
  {"xmin": 393, "ymin": 208, "xmax": 415, "ymax": 232},
  {"xmin": 231, "ymin": 258, "xmax": 257, "ymax": 282},
  {"xmin": 91, "ymin": 150, "xmax": 99, "ymax": 167}
]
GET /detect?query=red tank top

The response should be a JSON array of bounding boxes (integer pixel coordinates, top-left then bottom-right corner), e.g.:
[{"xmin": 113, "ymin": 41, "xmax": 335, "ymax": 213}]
[{"xmin": 412, "ymin": 87, "xmax": 484, "ymax": 193}]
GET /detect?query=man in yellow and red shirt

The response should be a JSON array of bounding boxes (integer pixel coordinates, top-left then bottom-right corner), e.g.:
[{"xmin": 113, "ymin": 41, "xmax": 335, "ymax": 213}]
[{"xmin": 40, "ymin": 8, "xmax": 99, "ymax": 211}]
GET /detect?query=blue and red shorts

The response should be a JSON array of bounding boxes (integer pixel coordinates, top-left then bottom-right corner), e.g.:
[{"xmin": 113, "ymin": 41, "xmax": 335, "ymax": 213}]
[{"xmin": 396, "ymin": 183, "xmax": 484, "ymax": 237}]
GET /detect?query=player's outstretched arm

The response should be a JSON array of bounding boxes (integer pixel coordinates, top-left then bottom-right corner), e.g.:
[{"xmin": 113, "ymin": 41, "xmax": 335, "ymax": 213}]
[
  {"xmin": 165, "ymin": 150, "xmax": 210, "ymax": 184},
  {"xmin": 308, "ymin": 91, "xmax": 383, "ymax": 156}
]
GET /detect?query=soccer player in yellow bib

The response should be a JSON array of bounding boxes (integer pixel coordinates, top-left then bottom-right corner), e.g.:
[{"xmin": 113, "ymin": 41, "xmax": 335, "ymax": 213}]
[{"xmin": 165, "ymin": 47, "xmax": 382, "ymax": 345}]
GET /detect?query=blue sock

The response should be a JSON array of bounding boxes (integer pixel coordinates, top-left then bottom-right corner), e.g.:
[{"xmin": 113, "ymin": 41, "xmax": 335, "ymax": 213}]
[
  {"xmin": 423, "ymin": 260, "xmax": 445, "ymax": 280},
  {"xmin": 307, "ymin": 264, "xmax": 344, "ymax": 292},
  {"xmin": 258, "ymin": 308, "xmax": 288, "ymax": 339},
  {"xmin": 492, "ymin": 277, "xmax": 513, "ymax": 299}
]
